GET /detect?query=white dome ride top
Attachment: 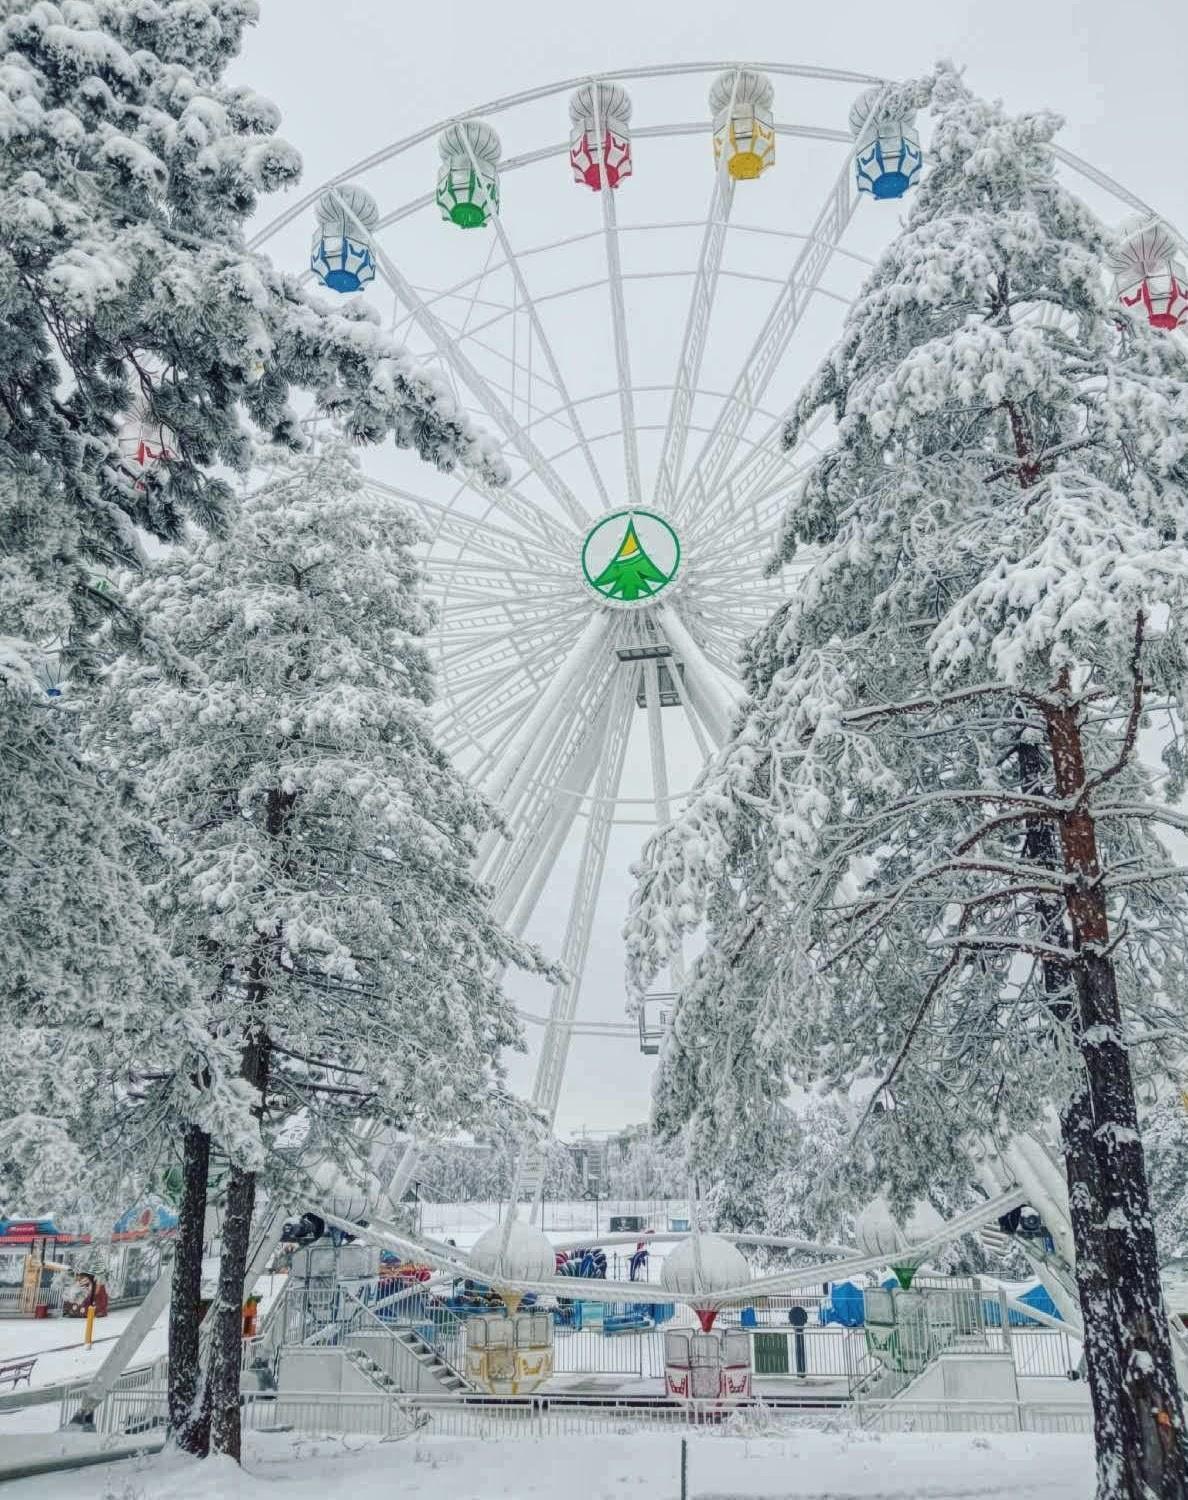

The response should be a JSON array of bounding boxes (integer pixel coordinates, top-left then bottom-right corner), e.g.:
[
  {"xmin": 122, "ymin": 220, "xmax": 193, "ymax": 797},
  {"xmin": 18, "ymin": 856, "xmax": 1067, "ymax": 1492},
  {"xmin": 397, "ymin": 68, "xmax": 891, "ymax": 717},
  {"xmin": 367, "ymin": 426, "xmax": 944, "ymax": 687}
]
[
  {"xmin": 661, "ymin": 1233, "xmax": 750, "ymax": 1298},
  {"xmin": 468, "ymin": 1220, "xmax": 556, "ymax": 1284}
]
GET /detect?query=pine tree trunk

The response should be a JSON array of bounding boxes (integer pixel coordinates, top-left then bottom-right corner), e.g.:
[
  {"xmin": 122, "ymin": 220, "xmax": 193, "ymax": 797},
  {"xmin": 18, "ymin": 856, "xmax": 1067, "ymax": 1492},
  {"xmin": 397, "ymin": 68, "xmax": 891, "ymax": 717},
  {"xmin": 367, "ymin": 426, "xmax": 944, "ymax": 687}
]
[
  {"xmin": 1044, "ymin": 698, "xmax": 1188, "ymax": 1500},
  {"xmin": 205, "ymin": 1025, "xmax": 270, "ymax": 1463},
  {"xmin": 206, "ymin": 1161, "xmax": 256, "ymax": 1462},
  {"xmin": 168, "ymin": 1122, "xmax": 211, "ymax": 1455}
]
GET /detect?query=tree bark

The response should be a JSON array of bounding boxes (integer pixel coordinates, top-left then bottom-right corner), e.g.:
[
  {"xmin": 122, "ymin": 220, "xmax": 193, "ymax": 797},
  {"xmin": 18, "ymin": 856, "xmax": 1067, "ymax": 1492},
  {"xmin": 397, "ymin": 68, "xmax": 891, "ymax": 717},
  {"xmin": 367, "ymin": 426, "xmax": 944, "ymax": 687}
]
[
  {"xmin": 204, "ymin": 1023, "xmax": 271, "ymax": 1463},
  {"xmin": 1044, "ymin": 697, "xmax": 1188, "ymax": 1500},
  {"xmin": 1003, "ymin": 372, "xmax": 1187, "ymax": 1497},
  {"xmin": 206, "ymin": 1160, "xmax": 256, "ymax": 1462},
  {"xmin": 167, "ymin": 1122, "xmax": 211, "ymax": 1455}
]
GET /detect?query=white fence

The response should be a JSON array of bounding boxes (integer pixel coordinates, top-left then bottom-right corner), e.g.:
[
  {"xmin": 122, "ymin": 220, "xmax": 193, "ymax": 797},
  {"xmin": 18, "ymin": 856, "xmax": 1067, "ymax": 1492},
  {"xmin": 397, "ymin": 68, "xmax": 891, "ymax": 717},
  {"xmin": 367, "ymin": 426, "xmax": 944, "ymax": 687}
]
[
  {"xmin": 0, "ymin": 1282, "xmax": 65, "ymax": 1318},
  {"xmin": 69, "ymin": 1387, "xmax": 1092, "ymax": 1443}
]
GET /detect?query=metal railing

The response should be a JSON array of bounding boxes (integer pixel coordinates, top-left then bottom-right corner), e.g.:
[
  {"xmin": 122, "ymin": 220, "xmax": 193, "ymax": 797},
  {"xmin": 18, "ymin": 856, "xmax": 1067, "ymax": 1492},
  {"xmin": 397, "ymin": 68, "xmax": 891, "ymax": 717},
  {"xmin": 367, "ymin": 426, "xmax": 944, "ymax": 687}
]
[
  {"xmin": 987, "ymin": 1327, "xmax": 1081, "ymax": 1380},
  {"xmin": 279, "ymin": 1279, "xmax": 469, "ymax": 1390},
  {"xmin": 58, "ymin": 1353, "xmax": 168, "ymax": 1431},
  {"xmin": 0, "ymin": 1282, "xmax": 66, "ymax": 1318},
  {"xmin": 853, "ymin": 1396, "xmax": 1092, "ymax": 1434},
  {"xmin": 51, "ymin": 1381, "xmax": 1095, "ymax": 1443},
  {"xmin": 553, "ymin": 1327, "xmax": 666, "ymax": 1378}
]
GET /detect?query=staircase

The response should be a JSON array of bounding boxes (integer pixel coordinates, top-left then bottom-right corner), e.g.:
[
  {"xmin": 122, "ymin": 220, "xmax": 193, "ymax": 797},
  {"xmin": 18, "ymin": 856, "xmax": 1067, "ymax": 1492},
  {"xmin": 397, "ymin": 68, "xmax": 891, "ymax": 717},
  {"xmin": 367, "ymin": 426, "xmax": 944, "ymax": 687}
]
[
  {"xmin": 850, "ymin": 1284, "xmax": 991, "ymax": 1403},
  {"xmin": 335, "ymin": 1288, "xmax": 472, "ymax": 1397},
  {"xmin": 384, "ymin": 1323, "xmax": 469, "ymax": 1395}
]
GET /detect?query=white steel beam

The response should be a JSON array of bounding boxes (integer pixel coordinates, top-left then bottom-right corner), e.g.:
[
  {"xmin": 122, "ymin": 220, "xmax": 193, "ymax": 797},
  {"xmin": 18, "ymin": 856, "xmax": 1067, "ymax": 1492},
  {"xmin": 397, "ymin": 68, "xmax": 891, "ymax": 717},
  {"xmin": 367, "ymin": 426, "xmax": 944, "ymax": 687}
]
[
  {"xmin": 529, "ymin": 661, "xmax": 639, "ymax": 1129},
  {"xmin": 497, "ymin": 692, "xmax": 614, "ymax": 934},
  {"xmin": 488, "ymin": 220, "xmax": 612, "ymax": 512},
  {"xmin": 328, "ymin": 190, "xmax": 590, "ymax": 533},
  {"xmin": 654, "ymin": 168, "xmax": 735, "ymax": 512},
  {"xmin": 482, "ymin": 649, "xmax": 617, "ymax": 897},
  {"xmin": 644, "ymin": 658, "xmax": 672, "ymax": 827},
  {"xmin": 599, "ymin": 173, "xmax": 642, "ymax": 508},
  {"xmin": 476, "ymin": 611, "xmax": 613, "ymax": 862},
  {"xmin": 673, "ymin": 157, "xmax": 860, "ymax": 526},
  {"xmin": 657, "ymin": 605, "xmax": 738, "ymax": 747}
]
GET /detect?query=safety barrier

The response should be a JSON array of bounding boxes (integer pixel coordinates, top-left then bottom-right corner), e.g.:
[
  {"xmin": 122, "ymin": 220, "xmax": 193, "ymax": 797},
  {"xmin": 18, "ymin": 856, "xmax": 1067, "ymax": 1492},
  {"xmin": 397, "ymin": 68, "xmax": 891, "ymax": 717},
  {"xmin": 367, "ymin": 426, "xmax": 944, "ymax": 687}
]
[
  {"xmin": 853, "ymin": 1396, "xmax": 1092, "ymax": 1434},
  {"xmin": 0, "ymin": 1283, "xmax": 66, "ymax": 1318},
  {"xmin": 553, "ymin": 1327, "xmax": 666, "ymax": 1378},
  {"xmin": 987, "ymin": 1327, "xmax": 1081, "ymax": 1379},
  {"xmin": 49, "ymin": 1381, "xmax": 1094, "ymax": 1444}
]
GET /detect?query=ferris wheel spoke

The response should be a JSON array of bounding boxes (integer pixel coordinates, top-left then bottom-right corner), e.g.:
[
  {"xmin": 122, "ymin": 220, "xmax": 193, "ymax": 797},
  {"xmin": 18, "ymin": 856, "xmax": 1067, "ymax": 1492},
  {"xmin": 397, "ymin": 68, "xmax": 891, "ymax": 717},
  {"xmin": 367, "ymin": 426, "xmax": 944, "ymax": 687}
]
[
  {"xmin": 687, "ymin": 406, "xmax": 832, "ymax": 551},
  {"xmin": 431, "ymin": 596, "xmax": 585, "ymax": 639},
  {"xmin": 441, "ymin": 632, "xmax": 587, "ymax": 719},
  {"xmin": 440, "ymin": 605, "xmax": 586, "ymax": 671},
  {"xmin": 439, "ymin": 692, "xmax": 538, "ymax": 766},
  {"xmin": 599, "ymin": 180, "xmax": 642, "ymax": 508},
  {"xmin": 654, "ymin": 165, "xmax": 735, "ymax": 512},
  {"xmin": 327, "ymin": 192, "xmax": 590, "ymax": 533},
  {"xmin": 671, "ymin": 156, "xmax": 860, "ymax": 526},
  {"xmin": 488, "ymin": 216, "xmax": 613, "ymax": 512},
  {"xmin": 366, "ymin": 476, "xmax": 568, "ymax": 568},
  {"xmin": 437, "ymin": 628, "xmax": 583, "ymax": 725},
  {"xmin": 529, "ymin": 661, "xmax": 638, "ymax": 1127},
  {"xmin": 421, "ymin": 556, "xmax": 571, "ymax": 589}
]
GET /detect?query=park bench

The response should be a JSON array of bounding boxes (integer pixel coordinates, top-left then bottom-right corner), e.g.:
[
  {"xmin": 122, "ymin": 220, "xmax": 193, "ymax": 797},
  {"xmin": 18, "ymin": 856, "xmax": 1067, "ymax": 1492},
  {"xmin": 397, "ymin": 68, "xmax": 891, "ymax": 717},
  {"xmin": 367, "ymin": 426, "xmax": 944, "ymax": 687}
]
[{"xmin": 0, "ymin": 1357, "xmax": 36, "ymax": 1390}]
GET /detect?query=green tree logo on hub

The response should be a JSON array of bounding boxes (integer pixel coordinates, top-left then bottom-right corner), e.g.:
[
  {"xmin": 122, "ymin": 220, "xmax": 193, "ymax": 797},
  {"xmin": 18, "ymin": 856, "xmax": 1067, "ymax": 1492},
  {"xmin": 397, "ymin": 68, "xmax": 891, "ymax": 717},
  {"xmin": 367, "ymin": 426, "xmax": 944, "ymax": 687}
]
[{"xmin": 581, "ymin": 510, "xmax": 680, "ymax": 606}]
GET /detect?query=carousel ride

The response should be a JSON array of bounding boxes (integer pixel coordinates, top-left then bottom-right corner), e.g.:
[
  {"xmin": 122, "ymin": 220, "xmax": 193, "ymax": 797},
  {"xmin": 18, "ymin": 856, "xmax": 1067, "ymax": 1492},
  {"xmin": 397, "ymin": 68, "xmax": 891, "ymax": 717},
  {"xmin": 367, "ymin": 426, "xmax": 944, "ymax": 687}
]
[{"xmin": 64, "ymin": 65, "xmax": 1188, "ymax": 1419}]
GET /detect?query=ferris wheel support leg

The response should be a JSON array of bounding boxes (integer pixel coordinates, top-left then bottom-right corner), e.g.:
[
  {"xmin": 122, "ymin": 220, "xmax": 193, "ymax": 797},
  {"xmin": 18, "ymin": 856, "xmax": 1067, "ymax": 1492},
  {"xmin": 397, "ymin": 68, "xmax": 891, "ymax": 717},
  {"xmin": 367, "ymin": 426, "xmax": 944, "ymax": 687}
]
[
  {"xmin": 656, "ymin": 606, "xmax": 738, "ymax": 748},
  {"xmin": 477, "ymin": 612, "xmax": 613, "ymax": 866},
  {"xmin": 521, "ymin": 666, "xmax": 638, "ymax": 1212},
  {"xmin": 482, "ymin": 652, "xmax": 616, "ymax": 895},
  {"xmin": 383, "ymin": 1138, "xmax": 421, "ymax": 1204},
  {"xmin": 492, "ymin": 699, "xmax": 611, "ymax": 932},
  {"xmin": 643, "ymin": 660, "xmax": 686, "ymax": 992}
]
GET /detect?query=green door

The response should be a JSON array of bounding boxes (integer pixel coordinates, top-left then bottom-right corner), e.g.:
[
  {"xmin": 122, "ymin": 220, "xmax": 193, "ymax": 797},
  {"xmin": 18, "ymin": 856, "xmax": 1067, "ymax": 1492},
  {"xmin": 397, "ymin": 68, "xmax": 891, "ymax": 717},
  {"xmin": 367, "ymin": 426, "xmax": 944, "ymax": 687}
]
[{"xmin": 753, "ymin": 1332, "xmax": 790, "ymax": 1375}]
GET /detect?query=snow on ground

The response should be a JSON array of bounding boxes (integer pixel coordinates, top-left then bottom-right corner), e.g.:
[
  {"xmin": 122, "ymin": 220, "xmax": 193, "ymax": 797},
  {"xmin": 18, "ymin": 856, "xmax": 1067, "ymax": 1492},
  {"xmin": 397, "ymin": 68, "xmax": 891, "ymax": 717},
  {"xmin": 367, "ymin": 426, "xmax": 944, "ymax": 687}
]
[
  {"xmin": 1, "ymin": 1430, "xmax": 1097, "ymax": 1499},
  {"xmin": 0, "ymin": 1274, "xmax": 288, "ymax": 1392}
]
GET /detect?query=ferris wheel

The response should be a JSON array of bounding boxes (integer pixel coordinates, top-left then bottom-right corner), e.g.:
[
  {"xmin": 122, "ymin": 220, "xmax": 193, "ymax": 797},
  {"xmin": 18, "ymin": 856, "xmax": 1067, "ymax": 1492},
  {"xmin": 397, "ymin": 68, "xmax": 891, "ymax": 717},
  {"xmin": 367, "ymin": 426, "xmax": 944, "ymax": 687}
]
[{"xmin": 249, "ymin": 62, "xmax": 1174, "ymax": 1174}]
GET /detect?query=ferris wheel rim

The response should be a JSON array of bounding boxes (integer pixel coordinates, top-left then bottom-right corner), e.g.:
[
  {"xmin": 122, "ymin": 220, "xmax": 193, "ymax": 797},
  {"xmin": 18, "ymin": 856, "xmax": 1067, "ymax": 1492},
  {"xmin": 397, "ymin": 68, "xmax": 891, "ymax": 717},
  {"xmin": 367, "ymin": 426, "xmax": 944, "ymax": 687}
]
[
  {"xmin": 248, "ymin": 61, "xmax": 1171, "ymax": 262},
  {"xmin": 247, "ymin": 59, "xmax": 892, "ymax": 251}
]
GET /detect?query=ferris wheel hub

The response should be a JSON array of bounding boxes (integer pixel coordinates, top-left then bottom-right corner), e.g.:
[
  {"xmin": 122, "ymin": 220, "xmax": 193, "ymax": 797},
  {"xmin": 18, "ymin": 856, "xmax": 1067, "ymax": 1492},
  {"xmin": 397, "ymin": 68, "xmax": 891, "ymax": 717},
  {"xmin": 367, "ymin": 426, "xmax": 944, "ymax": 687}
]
[{"xmin": 580, "ymin": 508, "xmax": 681, "ymax": 609}]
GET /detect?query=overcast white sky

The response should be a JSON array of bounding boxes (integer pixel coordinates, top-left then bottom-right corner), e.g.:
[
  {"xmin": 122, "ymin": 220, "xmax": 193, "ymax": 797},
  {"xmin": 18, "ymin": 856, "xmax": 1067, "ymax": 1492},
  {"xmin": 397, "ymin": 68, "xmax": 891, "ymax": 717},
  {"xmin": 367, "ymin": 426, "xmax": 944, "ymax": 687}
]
[{"xmin": 232, "ymin": 1, "xmax": 1187, "ymax": 1140}]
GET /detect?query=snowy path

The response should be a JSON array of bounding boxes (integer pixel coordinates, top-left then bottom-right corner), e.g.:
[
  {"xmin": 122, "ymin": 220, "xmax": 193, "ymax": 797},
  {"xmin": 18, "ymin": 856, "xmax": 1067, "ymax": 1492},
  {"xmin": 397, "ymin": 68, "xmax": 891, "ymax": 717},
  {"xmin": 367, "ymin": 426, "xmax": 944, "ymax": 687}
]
[{"xmin": 1, "ymin": 1430, "xmax": 1096, "ymax": 1499}]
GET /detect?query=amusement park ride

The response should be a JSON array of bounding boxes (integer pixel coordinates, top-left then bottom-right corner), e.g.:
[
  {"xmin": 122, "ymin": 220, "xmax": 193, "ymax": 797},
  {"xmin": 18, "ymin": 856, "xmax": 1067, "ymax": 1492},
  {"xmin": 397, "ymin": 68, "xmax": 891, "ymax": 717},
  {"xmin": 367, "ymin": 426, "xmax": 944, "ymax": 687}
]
[
  {"xmin": 239, "ymin": 63, "xmax": 1185, "ymax": 1191},
  {"xmin": 76, "ymin": 65, "xmax": 1187, "ymax": 1418}
]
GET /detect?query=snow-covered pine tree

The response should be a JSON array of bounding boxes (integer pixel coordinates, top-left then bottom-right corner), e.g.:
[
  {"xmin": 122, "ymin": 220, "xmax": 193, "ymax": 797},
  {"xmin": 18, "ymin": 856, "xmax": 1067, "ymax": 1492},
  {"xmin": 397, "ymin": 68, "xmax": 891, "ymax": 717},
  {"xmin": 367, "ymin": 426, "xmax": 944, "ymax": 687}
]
[
  {"xmin": 0, "ymin": 0, "xmax": 508, "ymax": 1310},
  {"xmin": 1141, "ymin": 1094, "xmax": 1188, "ymax": 1267},
  {"xmin": 0, "ymin": 0, "xmax": 505, "ymax": 694},
  {"xmin": 89, "ymin": 444, "xmax": 547, "ymax": 1459},
  {"xmin": 628, "ymin": 68, "xmax": 1188, "ymax": 1500},
  {"xmin": 0, "ymin": 687, "xmax": 255, "ymax": 1218}
]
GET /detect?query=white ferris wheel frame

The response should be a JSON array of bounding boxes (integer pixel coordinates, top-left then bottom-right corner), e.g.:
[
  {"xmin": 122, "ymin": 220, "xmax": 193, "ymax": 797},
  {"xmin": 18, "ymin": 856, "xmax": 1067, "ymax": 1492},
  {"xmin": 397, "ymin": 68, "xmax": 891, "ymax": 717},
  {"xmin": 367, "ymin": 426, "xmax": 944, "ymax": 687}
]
[{"xmin": 249, "ymin": 63, "xmax": 1165, "ymax": 1167}]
